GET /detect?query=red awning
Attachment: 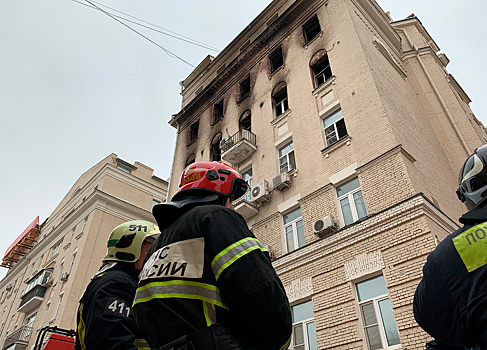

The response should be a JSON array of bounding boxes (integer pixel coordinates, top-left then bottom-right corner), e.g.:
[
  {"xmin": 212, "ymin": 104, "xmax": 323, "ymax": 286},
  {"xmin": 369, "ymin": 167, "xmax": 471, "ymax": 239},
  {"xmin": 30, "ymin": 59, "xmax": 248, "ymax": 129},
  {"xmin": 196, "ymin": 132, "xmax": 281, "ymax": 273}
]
[{"xmin": 1, "ymin": 217, "xmax": 40, "ymax": 268}]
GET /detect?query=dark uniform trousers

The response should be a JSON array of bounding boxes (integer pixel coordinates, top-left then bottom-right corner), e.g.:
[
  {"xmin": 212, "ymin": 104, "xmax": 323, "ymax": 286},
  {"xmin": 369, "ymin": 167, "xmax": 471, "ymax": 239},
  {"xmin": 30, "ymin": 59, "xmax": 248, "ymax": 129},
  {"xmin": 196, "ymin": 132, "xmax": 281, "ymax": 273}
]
[
  {"xmin": 414, "ymin": 206, "xmax": 487, "ymax": 349},
  {"xmin": 134, "ymin": 204, "xmax": 292, "ymax": 350},
  {"xmin": 75, "ymin": 263, "xmax": 149, "ymax": 350}
]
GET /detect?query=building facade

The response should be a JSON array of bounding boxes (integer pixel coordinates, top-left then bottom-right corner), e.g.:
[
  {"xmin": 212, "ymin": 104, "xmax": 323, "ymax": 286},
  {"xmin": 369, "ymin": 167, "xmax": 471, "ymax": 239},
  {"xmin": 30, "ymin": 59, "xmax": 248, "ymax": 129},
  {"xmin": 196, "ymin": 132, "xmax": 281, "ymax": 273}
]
[
  {"xmin": 168, "ymin": 0, "xmax": 486, "ymax": 349},
  {"xmin": 0, "ymin": 154, "xmax": 167, "ymax": 350}
]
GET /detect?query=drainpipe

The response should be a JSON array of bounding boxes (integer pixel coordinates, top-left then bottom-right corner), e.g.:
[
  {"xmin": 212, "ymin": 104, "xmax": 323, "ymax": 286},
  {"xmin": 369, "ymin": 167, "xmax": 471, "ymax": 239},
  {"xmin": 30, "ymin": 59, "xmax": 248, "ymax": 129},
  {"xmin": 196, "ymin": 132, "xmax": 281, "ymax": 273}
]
[
  {"xmin": 165, "ymin": 119, "xmax": 180, "ymax": 202},
  {"xmin": 397, "ymin": 28, "xmax": 471, "ymax": 156}
]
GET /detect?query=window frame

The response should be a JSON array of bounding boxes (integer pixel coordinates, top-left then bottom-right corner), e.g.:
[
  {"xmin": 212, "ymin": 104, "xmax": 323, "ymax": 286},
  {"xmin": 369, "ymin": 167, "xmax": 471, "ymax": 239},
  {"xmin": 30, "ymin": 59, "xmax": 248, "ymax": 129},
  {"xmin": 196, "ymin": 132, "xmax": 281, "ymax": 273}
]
[
  {"xmin": 283, "ymin": 207, "xmax": 305, "ymax": 253},
  {"xmin": 188, "ymin": 121, "xmax": 199, "ymax": 145},
  {"xmin": 213, "ymin": 99, "xmax": 224, "ymax": 124},
  {"xmin": 311, "ymin": 53, "xmax": 332, "ymax": 88},
  {"xmin": 303, "ymin": 15, "xmax": 321, "ymax": 44},
  {"xmin": 291, "ymin": 300, "xmax": 317, "ymax": 350},
  {"xmin": 273, "ymin": 86, "xmax": 289, "ymax": 118},
  {"xmin": 322, "ymin": 108, "xmax": 348, "ymax": 147},
  {"xmin": 211, "ymin": 134, "xmax": 222, "ymax": 162},
  {"xmin": 355, "ymin": 275, "xmax": 401, "ymax": 350},
  {"xmin": 278, "ymin": 140, "xmax": 296, "ymax": 174},
  {"xmin": 336, "ymin": 178, "xmax": 367, "ymax": 226},
  {"xmin": 269, "ymin": 46, "xmax": 284, "ymax": 74},
  {"xmin": 239, "ymin": 76, "xmax": 251, "ymax": 101},
  {"xmin": 241, "ymin": 166, "xmax": 253, "ymax": 202}
]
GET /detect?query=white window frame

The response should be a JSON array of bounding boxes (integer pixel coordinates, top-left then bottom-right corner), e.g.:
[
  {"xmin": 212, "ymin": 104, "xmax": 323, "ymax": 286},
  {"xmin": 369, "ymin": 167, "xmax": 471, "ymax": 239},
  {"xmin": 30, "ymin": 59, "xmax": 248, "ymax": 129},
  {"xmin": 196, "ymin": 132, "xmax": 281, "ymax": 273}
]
[
  {"xmin": 283, "ymin": 207, "xmax": 305, "ymax": 253},
  {"xmin": 49, "ymin": 239, "xmax": 63, "ymax": 260},
  {"xmin": 355, "ymin": 276, "xmax": 401, "ymax": 350},
  {"xmin": 279, "ymin": 140, "xmax": 296, "ymax": 174},
  {"xmin": 291, "ymin": 300, "xmax": 317, "ymax": 350},
  {"xmin": 336, "ymin": 178, "xmax": 367, "ymax": 226},
  {"xmin": 241, "ymin": 166, "xmax": 253, "ymax": 202},
  {"xmin": 274, "ymin": 87, "xmax": 289, "ymax": 117},
  {"xmin": 323, "ymin": 108, "xmax": 347, "ymax": 147}
]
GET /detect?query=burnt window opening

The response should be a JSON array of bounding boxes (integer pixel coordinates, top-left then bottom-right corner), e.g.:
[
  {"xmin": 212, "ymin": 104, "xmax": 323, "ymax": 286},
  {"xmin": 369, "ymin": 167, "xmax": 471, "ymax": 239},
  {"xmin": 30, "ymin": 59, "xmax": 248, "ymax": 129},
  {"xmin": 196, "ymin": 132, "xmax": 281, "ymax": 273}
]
[
  {"xmin": 239, "ymin": 76, "xmax": 251, "ymax": 101},
  {"xmin": 189, "ymin": 121, "xmax": 199, "ymax": 144},
  {"xmin": 213, "ymin": 100, "xmax": 224, "ymax": 123},
  {"xmin": 186, "ymin": 154, "xmax": 195, "ymax": 167},
  {"xmin": 311, "ymin": 53, "xmax": 332, "ymax": 88},
  {"xmin": 239, "ymin": 110, "xmax": 252, "ymax": 131},
  {"xmin": 211, "ymin": 134, "xmax": 222, "ymax": 162},
  {"xmin": 269, "ymin": 46, "xmax": 284, "ymax": 74},
  {"xmin": 273, "ymin": 86, "xmax": 289, "ymax": 117},
  {"xmin": 303, "ymin": 15, "xmax": 321, "ymax": 44}
]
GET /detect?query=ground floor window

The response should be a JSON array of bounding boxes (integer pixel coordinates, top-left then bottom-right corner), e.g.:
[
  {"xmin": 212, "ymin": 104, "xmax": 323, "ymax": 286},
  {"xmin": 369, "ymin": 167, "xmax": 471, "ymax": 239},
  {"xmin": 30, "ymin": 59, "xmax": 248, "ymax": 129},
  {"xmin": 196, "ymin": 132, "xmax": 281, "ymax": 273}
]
[{"xmin": 291, "ymin": 300, "xmax": 317, "ymax": 350}]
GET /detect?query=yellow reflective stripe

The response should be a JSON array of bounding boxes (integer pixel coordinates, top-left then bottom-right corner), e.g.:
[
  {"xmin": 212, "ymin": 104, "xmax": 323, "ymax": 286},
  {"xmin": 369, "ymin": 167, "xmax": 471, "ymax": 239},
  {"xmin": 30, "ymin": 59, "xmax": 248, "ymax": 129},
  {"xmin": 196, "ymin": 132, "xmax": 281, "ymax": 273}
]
[
  {"xmin": 134, "ymin": 338, "xmax": 150, "ymax": 350},
  {"xmin": 77, "ymin": 302, "xmax": 87, "ymax": 350},
  {"xmin": 134, "ymin": 280, "xmax": 229, "ymax": 310},
  {"xmin": 453, "ymin": 221, "xmax": 487, "ymax": 272},
  {"xmin": 280, "ymin": 335, "xmax": 292, "ymax": 350},
  {"xmin": 203, "ymin": 301, "xmax": 216, "ymax": 327},
  {"xmin": 211, "ymin": 238, "xmax": 268, "ymax": 281}
]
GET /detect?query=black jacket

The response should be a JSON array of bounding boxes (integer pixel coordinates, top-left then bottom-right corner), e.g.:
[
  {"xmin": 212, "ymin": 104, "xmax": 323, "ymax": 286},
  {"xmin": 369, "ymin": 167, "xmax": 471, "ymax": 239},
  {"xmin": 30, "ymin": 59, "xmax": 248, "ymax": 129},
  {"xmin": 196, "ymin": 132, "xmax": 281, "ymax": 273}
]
[
  {"xmin": 75, "ymin": 263, "xmax": 147, "ymax": 350},
  {"xmin": 413, "ymin": 206, "xmax": 487, "ymax": 348},
  {"xmin": 133, "ymin": 204, "xmax": 292, "ymax": 349}
]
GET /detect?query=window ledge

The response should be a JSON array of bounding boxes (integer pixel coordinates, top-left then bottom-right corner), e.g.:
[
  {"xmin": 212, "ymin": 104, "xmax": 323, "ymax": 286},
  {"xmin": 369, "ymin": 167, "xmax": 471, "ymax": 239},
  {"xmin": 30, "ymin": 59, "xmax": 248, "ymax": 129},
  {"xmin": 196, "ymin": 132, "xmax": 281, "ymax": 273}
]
[
  {"xmin": 186, "ymin": 139, "xmax": 197, "ymax": 148},
  {"xmin": 211, "ymin": 116, "xmax": 224, "ymax": 127},
  {"xmin": 271, "ymin": 109, "xmax": 291, "ymax": 127},
  {"xmin": 321, "ymin": 135, "xmax": 351, "ymax": 157},
  {"xmin": 75, "ymin": 232, "xmax": 84, "ymax": 240},
  {"xmin": 63, "ymin": 243, "xmax": 71, "ymax": 250},
  {"xmin": 304, "ymin": 31, "xmax": 323, "ymax": 49},
  {"xmin": 237, "ymin": 92, "xmax": 251, "ymax": 105},
  {"xmin": 312, "ymin": 75, "xmax": 336, "ymax": 96},
  {"xmin": 269, "ymin": 64, "xmax": 285, "ymax": 78}
]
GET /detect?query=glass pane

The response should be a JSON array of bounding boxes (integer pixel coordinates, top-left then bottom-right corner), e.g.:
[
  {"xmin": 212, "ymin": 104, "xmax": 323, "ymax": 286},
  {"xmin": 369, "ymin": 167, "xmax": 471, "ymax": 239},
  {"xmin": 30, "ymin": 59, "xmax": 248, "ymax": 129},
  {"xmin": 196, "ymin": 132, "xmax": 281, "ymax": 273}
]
[
  {"xmin": 323, "ymin": 109, "xmax": 343, "ymax": 128},
  {"xmin": 307, "ymin": 321, "xmax": 318, "ymax": 350},
  {"xmin": 361, "ymin": 303, "xmax": 377, "ymax": 326},
  {"xmin": 284, "ymin": 207, "xmax": 302, "ymax": 224},
  {"xmin": 379, "ymin": 299, "xmax": 401, "ymax": 346},
  {"xmin": 279, "ymin": 141, "xmax": 294, "ymax": 157},
  {"xmin": 365, "ymin": 325, "xmax": 382, "ymax": 350},
  {"xmin": 356, "ymin": 275, "xmax": 388, "ymax": 302},
  {"xmin": 286, "ymin": 226, "xmax": 295, "ymax": 252},
  {"xmin": 336, "ymin": 178, "xmax": 360, "ymax": 197},
  {"xmin": 242, "ymin": 168, "xmax": 252, "ymax": 180},
  {"xmin": 280, "ymin": 156, "xmax": 289, "ymax": 173},
  {"xmin": 340, "ymin": 198, "xmax": 354, "ymax": 226},
  {"xmin": 336, "ymin": 118, "xmax": 348, "ymax": 139},
  {"xmin": 293, "ymin": 324, "xmax": 304, "ymax": 346},
  {"xmin": 292, "ymin": 300, "xmax": 314, "ymax": 322},
  {"xmin": 289, "ymin": 151, "xmax": 296, "ymax": 171},
  {"xmin": 296, "ymin": 220, "xmax": 305, "ymax": 248},
  {"xmin": 353, "ymin": 191, "xmax": 367, "ymax": 219},
  {"xmin": 325, "ymin": 126, "xmax": 337, "ymax": 146}
]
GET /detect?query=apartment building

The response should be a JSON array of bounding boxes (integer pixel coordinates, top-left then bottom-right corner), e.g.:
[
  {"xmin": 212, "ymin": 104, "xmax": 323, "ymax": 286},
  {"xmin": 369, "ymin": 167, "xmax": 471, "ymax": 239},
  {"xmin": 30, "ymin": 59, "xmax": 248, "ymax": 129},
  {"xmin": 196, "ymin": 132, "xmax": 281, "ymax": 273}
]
[
  {"xmin": 0, "ymin": 154, "xmax": 167, "ymax": 350},
  {"xmin": 168, "ymin": 0, "xmax": 486, "ymax": 349}
]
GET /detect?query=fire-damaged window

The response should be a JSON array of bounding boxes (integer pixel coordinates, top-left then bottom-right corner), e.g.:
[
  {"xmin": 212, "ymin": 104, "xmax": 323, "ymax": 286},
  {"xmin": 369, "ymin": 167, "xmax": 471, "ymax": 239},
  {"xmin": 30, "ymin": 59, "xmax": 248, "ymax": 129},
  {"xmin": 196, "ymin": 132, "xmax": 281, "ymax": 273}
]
[
  {"xmin": 211, "ymin": 134, "xmax": 222, "ymax": 161},
  {"xmin": 272, "ymin": 83, "xmax": 289, "ymax": 118},
  {"xmin": 310, "ymin": 50, "xmax": 332, "ymax": 88},
  {"xmin": 188, "ymin": 121, "xmax": 199, "ymax": 145},
  {"xmin": 239, "ymin": 110, "xmax": 252, "ymax": 131},
  {"xmin": 269, "ymin": 46, "xmax": 284, "ymax": 74},
  {"xmin": 213, "ymin": 100, "xmax": 224, "ymax": 124},
  {"xmin": 239, "ymin": 76, "xmax": 251, "ymax": 101},
  {"xmin": 303, "ymin": 15, "xmax": 321, "ymax": 44}
]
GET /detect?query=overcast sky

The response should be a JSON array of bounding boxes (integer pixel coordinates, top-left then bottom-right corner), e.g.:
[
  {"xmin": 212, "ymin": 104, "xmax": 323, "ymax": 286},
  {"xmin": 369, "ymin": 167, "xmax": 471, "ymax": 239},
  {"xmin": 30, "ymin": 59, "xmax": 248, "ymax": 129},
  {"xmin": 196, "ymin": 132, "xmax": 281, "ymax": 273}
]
[{"xmin": 1, "ymin": 0, "xmax": 485, "ymax": 280}]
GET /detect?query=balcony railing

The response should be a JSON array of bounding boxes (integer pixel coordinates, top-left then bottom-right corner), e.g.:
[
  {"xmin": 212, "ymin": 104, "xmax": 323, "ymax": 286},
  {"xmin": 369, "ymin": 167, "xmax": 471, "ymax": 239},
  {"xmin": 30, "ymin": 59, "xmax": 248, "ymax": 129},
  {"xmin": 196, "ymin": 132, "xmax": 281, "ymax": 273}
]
[
  {"xmin": 220, "ymin": 129, "xmax": 257, "ymax": 165},
  {"xmin": 18, "ymin": 285, "xmax": 46, "ymax": 314},
  {"xmin": 3, "ymin": 326, "xmax": 33, "ymax": 349}
]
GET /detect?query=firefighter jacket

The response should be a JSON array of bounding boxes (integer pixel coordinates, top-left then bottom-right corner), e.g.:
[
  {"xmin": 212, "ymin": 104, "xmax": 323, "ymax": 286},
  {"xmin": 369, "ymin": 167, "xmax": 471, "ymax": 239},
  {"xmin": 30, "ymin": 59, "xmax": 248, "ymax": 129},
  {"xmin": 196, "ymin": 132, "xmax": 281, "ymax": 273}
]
[
  {"xmin": 413, "ymin": 205, "xmax": 487, "ymax": 348},
  {"xmin": 75, "ymin": 263, "xmax": 149, "ymax": 350},
  {"xmin": 133, "ymin": 204, "xmax": 292, "ymax": 350}
]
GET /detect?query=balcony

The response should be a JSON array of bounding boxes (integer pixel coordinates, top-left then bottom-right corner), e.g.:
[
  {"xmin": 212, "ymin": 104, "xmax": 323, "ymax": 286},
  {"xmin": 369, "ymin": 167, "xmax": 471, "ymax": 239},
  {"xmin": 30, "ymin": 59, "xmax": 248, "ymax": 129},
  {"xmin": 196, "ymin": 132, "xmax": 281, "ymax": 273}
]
[
  {"xmin": 18, "ymin": 285, "xmax": 46, "ymax": 314},
  {"xmin": 220, "ymin": 129, "xmax": 257, "ymax": 165},
  {"xmin": 3, "ymin": 326, "xmax": 32, "ymax": 350},
  {"xmin": 233, "ymin": 195, "xmax": 259, "ymax": 220}
]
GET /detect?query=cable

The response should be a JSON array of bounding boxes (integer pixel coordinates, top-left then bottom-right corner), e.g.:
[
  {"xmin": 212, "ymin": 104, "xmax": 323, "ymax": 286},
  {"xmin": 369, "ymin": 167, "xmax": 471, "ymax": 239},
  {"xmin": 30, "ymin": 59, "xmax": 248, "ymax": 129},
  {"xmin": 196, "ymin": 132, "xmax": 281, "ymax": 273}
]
[
  {"xmin": 451, "ymin": 36, "xmax": 487, "ymax": 62},
  {"xmin": 83, "ymin": 0, "xmax": 195, "ymax": 67},
  {"xmin": 73, "ymin": 0, "xmax": 219, "ymax": 52}
]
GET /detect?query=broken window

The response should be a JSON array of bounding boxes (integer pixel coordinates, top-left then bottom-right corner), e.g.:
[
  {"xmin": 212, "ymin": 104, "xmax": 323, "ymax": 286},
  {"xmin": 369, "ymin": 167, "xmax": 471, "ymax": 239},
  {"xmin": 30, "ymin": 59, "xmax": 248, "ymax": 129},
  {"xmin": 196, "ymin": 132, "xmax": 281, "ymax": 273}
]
[
  {"xmin": 303, "ymin": 15, "xmax": 321, "ymax": 43},
  {"xmin": 311, "ymin": 52, "xmax": 332, "ymax": 88},
  {"xmin": 239, "ymin": 76, "xmax": 251, "ymax": 101},
  {"xmin": 269, "ymin": 46, "xmax": 284, "ymax": 74}
]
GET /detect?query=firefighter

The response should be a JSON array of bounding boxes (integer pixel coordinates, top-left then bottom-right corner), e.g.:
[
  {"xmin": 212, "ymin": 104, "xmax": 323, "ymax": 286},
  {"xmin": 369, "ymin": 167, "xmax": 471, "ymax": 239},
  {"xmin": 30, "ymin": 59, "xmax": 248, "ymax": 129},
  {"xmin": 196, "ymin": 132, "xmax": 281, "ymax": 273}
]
[
  {"xmin": 133, "ymin": 161, "xmax": 292, "ymax": 350},
  {"xmin": 414, "ymin": 145, "xmax": 487, "ymax": 349},
  {"xmin": 75, "ymin": 220, "xmax": 160, "ymax": 350}
]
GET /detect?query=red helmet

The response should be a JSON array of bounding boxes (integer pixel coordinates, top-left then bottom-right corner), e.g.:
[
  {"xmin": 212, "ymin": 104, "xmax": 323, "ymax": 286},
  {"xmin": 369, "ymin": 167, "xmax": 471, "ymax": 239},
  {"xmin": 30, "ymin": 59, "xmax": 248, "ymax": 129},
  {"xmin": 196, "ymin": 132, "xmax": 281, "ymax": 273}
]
[{"xmin": 172, "ymin": 161, "xmax": 249, "ymax": 201}]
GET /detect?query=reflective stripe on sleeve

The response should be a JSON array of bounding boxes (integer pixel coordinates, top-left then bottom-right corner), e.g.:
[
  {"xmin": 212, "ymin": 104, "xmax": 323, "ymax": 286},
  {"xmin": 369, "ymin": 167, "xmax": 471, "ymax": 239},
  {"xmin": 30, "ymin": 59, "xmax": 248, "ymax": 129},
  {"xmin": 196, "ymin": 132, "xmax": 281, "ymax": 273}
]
[
  {"xmin": 211, "ymin": 237, "xmax": 269, "ymax": 281},
  {"xmin": 134, "ymin": 280, "xmax": 229, "ymax": 310},
  {"xmin": 77, "ymin": 302, "xmax": 87, "ymax": 350},
  {"xmin": 203, "ymin": 301, "xmax": 217, "ymax": 326},
  {"xmin": 134, "ymin": 338, "xmax": 150, "ymax": 350},
  {"xmin": 280, "ymin": 335, "xmax": 292, "ymax": 350}
]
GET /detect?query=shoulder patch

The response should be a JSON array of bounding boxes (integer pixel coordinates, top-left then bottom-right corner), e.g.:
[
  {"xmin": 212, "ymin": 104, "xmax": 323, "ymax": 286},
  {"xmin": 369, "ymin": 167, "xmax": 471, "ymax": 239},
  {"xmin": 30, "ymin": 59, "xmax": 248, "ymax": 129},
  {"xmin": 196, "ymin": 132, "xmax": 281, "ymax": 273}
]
[
  {"xmin": 103, "ymin": 296, "xmax": 131, "ymax": 319},
  {"xmin": 140, "ymin": 238, "xmax": 205, "ymax": 281},
  {"xmin": 453, "ymin": 222, "xmax": 487, "ymax": 272}
]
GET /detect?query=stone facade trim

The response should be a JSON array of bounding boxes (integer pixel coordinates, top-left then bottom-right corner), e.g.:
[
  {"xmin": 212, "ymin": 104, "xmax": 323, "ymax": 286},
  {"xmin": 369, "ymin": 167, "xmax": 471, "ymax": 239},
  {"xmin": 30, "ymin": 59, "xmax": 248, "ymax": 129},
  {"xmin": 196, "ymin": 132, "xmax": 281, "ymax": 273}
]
[
  {"xmin": 284, "ymin": 277, "xmax": 313, "ymax": 303},
  {"xmin": 344, "ymin": 251, "xmax": 385, "ymax": 281}
]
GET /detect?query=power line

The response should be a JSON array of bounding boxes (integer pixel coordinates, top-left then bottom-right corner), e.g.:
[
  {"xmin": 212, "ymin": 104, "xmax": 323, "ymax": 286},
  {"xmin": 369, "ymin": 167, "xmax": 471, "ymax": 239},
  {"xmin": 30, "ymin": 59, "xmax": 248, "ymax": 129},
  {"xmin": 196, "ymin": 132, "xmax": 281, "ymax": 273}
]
[
  {"xmin": 451, "ymin": 36, "xmax": 487, "ymax": 62},
  {"xmin": 81, "ymin": 0, "xmax": 196, "ymax": 67}
]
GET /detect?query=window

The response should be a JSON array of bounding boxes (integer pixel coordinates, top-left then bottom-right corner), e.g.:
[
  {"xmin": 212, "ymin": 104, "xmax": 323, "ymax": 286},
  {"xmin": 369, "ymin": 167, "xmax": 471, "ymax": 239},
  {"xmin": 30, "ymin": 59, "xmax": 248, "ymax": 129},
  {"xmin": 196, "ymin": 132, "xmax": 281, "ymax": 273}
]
[
  {"xmin": 20, "ymin": 313, "xmax": 36, "ymax": 341},
  {"xmin": 356, "ymin": 276, "xmax": 400, "ymax": 349},
  {"xmin": 303, "ymin": 15, "xmax": 321, "ymax": 43},
  {"xmin": 49, "ymin": 239, "xmax": 63, "ymax": 260},
  {"xmin": 336, "ymin": 178, "xmax": 367, "ymax": 226},
  {"xmin": 241, "ymin": 167, "xmax": 253, "ymax": 202},
  {"xmin": 185, "ymin": 154, "xmax": 195, "ymax": 167},
  {"xmin": 269, "ymin": 46, "xmax": 284, "ymax": 73},
  {"xmin": 56, "ymin": 260, "xmax": 64, "ymax": 283},
  {"xmin": 68, "ymin": 250, "xmax": 77, "ymax": 275},
  {"xmin": 239, "ymin": 76, "xmax": 251, "ymax": 100},
  {"xmin": 239, "ymin": 110, "xmax": 251, "ymax": 131},
  {"xmin": 189, "ymin": 121, "xmax": 199, "ymax": 144},
  {"xmin": 116, "ymin": 163, "xmax": 131, "ymax": 174},
  {"xmin": 51, "ymin": 294, "xmax": 63, "ymax": 321},
  {"xmin": 279, "ymin": 140, "xmax": 296, "ymax": 174},
  {"xmin": 213, "ymin": 100, "xmax": 224, "ymax": 123},
  {"xmin": 284, "ymin": 207, "xmax": 305, "ymax": 253},
  {"xmin": 311, "ymin": 51, "xmax": 332, "ymax": 88},
  {"xmin": 323, "ymin": 108, "xmax": 348, "ymax": 147},
  {"xmin": 68, "ymin": 228, "xmax": 75, "ymax": 243},
  {"xmin": 291, "ymin": 301, "xmax": 317, "ymax": 350},
  {"xmin": 211, "ymin": 134, "xmax": 222, "ymax": 162},
  {"xmin": 273, "ymin": 85, "xmax": 289, "ymax": 118},
  {"xmin": 25, "ymin": 269, "xmax": 53, "ymax": 294}
]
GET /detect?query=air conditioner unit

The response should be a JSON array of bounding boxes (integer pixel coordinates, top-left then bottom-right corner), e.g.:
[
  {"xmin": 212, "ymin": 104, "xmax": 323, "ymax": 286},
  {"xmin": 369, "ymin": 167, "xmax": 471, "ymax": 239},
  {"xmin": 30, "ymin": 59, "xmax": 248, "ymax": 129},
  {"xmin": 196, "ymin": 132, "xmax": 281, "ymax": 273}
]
[
  {"xmin": 251, "ymin": 180, "xmax": 270, "ymax": 204},
  {"xmin": 313, "ymin": 215, "xmax": 338, "ymax": 237},
  {"xmin": 273, "ymin": 172, "xmax": 291, "ymax": 191},
  {"xmin": 60, "ymin": 272, "xmax": 69, "ymax": 282}
]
